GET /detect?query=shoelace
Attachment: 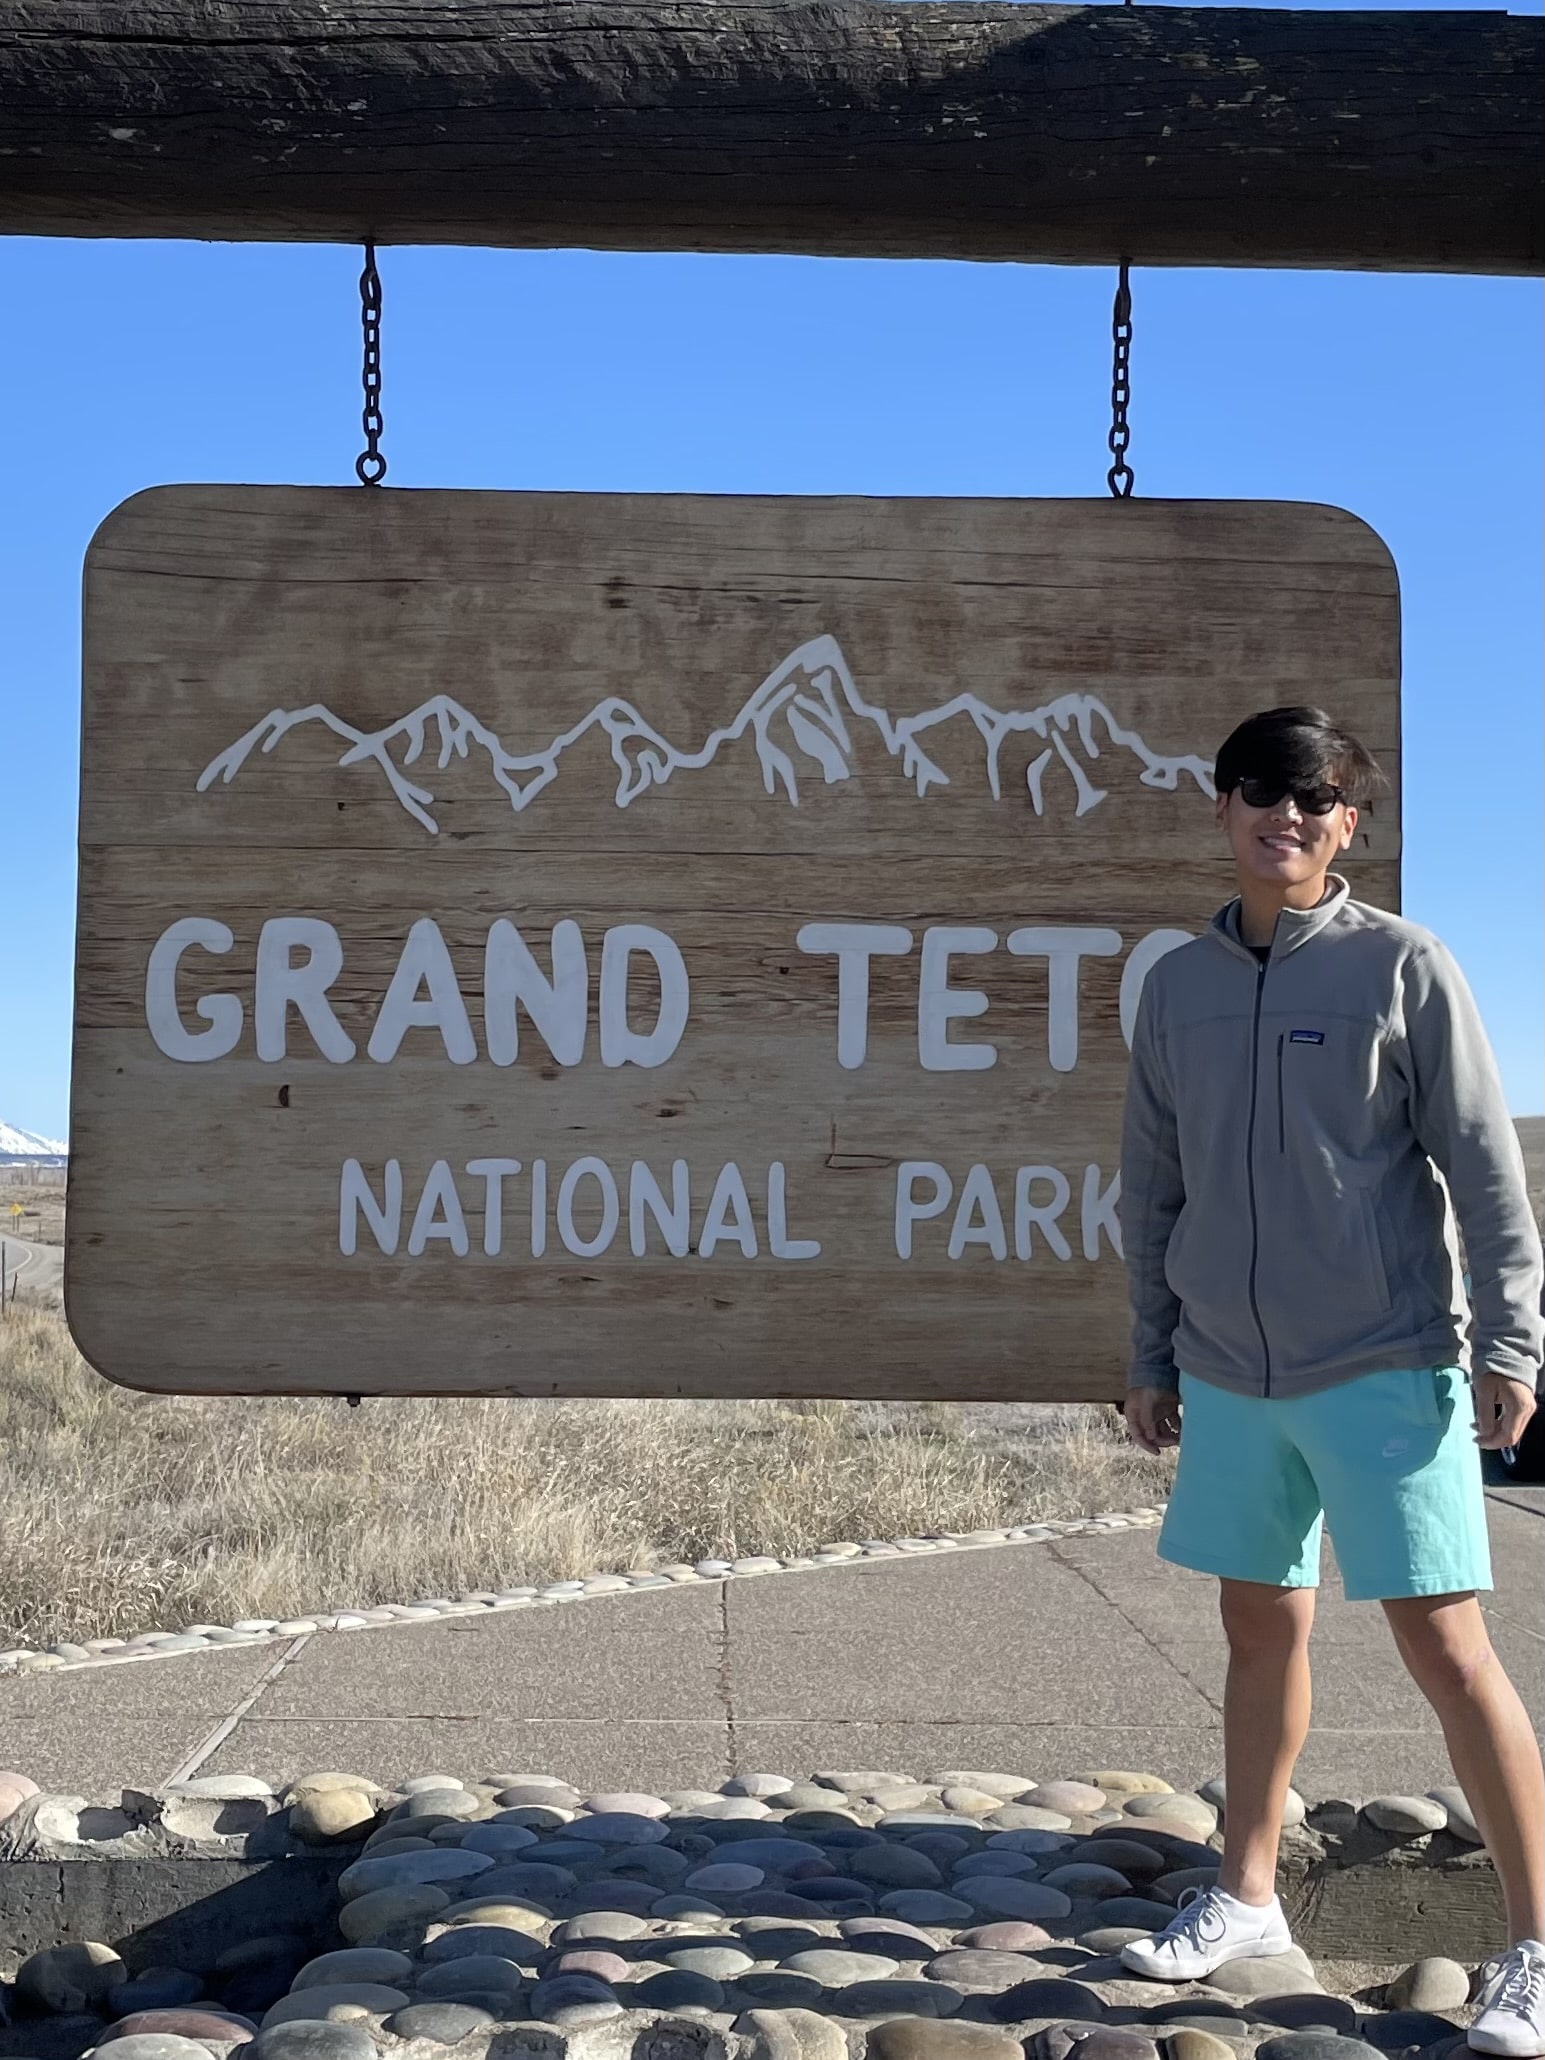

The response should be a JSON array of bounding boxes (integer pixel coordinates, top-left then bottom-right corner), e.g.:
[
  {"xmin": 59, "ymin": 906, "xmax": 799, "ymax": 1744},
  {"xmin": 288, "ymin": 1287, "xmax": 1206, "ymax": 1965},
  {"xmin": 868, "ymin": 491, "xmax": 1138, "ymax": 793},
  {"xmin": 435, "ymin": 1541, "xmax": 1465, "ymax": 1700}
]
[
  {"xmin": 1156, "ymin": 1884, "xmax": 1231, "ymax": 1950},
  {"xmin": 1486, "ymin": 1951, "xmax": 1545, "ymax": 2018}
]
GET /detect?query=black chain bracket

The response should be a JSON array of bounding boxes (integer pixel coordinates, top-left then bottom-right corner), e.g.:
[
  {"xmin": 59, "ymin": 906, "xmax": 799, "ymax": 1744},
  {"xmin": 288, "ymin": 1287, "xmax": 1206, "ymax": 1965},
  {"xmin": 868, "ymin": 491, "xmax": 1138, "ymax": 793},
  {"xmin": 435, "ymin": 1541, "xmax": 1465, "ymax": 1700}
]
[
  {"xmin": 1107, "ymin": 259, "xmax": 1135, "ymax": 499},
  {"xmin": 356, "ymin": 240, "xmax": 386, "ymax": 485}
]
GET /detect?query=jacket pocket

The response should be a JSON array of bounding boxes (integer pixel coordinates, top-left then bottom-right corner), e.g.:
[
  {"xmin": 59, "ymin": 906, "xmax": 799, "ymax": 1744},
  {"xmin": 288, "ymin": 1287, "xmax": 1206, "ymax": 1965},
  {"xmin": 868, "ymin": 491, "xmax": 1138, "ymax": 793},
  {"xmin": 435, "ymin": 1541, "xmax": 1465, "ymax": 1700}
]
[{"xmin": 1352, "ymin": 1191, "xmax": 1394, "ymax": 1314}]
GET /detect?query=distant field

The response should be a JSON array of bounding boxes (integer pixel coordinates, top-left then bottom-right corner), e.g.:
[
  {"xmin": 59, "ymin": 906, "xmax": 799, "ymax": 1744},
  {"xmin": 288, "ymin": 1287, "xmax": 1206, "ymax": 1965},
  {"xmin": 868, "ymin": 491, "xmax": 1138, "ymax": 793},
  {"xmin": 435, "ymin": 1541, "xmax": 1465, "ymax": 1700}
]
[{"xmin": 0, "ymin": 1178, "xmax": 64, "ymax": 1249}]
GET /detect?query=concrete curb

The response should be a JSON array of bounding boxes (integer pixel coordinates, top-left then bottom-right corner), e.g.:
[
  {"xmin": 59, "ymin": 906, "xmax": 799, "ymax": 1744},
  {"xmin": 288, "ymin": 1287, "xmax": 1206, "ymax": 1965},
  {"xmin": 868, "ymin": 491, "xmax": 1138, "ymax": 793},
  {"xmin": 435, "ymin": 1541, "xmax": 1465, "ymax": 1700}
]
[{"xmin": 0, "ymin": 1506, "xmax": 1168, "ymax": 1677}]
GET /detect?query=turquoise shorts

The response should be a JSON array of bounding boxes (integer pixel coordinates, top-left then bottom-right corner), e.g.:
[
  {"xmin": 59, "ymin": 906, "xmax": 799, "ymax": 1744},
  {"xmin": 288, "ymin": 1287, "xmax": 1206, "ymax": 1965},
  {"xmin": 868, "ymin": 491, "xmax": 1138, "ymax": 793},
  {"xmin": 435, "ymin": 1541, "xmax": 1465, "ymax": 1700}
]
[{"xmin": 1158, "ymin": 1365, "xmax": 1493, "ymax": 1602}]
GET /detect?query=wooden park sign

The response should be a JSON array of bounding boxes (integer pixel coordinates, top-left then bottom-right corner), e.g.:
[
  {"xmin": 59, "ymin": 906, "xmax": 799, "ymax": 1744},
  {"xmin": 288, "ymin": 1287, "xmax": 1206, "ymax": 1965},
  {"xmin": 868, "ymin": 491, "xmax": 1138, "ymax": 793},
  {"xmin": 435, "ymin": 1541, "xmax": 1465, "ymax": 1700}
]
[{"xmin": 69, "ymin": 487, "xmax": 1399, "ymax": 1399}]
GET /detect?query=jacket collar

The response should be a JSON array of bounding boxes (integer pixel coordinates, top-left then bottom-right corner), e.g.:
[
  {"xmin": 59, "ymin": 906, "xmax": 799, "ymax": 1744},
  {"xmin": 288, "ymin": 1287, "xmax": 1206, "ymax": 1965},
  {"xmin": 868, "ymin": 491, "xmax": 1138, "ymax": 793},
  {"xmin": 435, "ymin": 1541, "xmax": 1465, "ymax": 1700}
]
[{"xmin": 1208, "ymin": 874, "xmax": 1351, "ymax": 966}]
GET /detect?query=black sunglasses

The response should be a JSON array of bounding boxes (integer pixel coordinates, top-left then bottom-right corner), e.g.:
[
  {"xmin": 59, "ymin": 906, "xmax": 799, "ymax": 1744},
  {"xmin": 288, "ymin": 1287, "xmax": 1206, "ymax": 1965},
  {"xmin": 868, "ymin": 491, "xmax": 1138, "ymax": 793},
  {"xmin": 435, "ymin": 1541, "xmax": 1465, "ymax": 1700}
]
[{"xmin": 1233, "ymin": 777, "xmax": 1347, "ymax": 816}]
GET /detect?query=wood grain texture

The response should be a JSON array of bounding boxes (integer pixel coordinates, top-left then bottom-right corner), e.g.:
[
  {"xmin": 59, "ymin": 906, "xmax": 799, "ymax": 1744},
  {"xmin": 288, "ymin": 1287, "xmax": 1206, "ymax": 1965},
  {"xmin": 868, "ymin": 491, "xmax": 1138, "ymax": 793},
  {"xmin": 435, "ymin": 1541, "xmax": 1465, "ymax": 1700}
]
[
  {"xmin": 70, "ymin": 486, "xmax": 1401, "ymax": 1398},
  {"xmin": 1, "ymin": 2, "xmax": 1540, "ymax": 273}
]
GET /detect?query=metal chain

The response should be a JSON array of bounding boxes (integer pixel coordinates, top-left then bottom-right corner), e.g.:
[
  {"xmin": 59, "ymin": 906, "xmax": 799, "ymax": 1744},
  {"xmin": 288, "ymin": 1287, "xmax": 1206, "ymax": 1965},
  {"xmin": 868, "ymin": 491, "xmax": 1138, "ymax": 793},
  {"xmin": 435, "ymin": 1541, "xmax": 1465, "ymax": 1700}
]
[
  {"xmin": 1106, "ymin": 259, "xmax": 1135, "ymax": 498},
  {"xmin": 355, "ymin": 241, "xmax": 386, "ymax": 486}
]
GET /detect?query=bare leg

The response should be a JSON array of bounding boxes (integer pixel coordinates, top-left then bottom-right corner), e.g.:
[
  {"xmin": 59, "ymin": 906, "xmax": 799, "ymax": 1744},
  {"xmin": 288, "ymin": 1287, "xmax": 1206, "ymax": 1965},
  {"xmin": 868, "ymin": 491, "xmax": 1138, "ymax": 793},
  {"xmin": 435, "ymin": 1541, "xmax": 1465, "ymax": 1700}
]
[
  {"xmin": 1217, "ymin": 1579, "xmax": 1317, "ymax": 1905},
  {"xmin": 1385, "ymin": 1592, "xmax": 1545, "ymax": 1946}
]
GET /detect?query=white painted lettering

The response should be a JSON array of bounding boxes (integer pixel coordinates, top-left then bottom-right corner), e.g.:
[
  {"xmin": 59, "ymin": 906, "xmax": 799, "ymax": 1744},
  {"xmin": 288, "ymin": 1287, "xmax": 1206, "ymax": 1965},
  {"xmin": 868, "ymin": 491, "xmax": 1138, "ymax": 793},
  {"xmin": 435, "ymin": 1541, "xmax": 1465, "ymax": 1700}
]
[
  {"xmin": 948, "ymin": 1163, "xmax": 1008, "ymax": 1260},
  {"xmin": 466, "ymin": 1156, "xmax": 523, "ymax": 1256},
  {"xmin": 1082, "ymin": 1163, "xmax": 1123, "ymax": 1260},
  {"xmin": 145, "ymin": 917, "xmax": 243, "ymax": 1062},
  {"xmin": 895, "ymin": 1161, "xmax": 952, "ymax": 1258},
  {"xmin": 918, "ymin": 926, "xmax": 998, "ymax": 1071},
  {"xmin": 339, "ymin": 1157, "xmax": 402, "ymax": 1255},
  {"xmin": 630, "ymin": 1159, "xmax": 691, "ymax": 1256},
  {"xmin": 600, "ymin": 925, "xmax": 689, "ymax": 1068},
  {"xmin": 699, "ymin": 1161, "xmax": 758, "ymax": 1258},
  {"xmin": 484, "ymin": 918, "xmax": 587, "ymax": 1067},
  {"xmin": 1014, "ymin": 1166, "xmax": 1073, "ymax": 1261},
  {"xmin": 557, "ymin": 1156, "xmax": 620, "ymax": 1257},
  {"xmin": 407, "ymin": 1159, "xmax": 470, "ymax": 1256},
  {"xmin": 1006, "ymin": 926, "xmax": 1122, "ymax": 1072},
  {"xmin": 531, "ymin": 1158, "xmax": 548, "ymax": 1256},
  {"xmin": 795, "ymin": 922, "xmax": 913, "ymax": 1069},
  {"xmin": 255, "ymin": 917, "xmax": 355, "ymax": 1062},
  {"xmin": 768, "ymin": 1161, "xmax": 821, "ymax": 1259},
  {"xmin": 368, "ymin": 919, "xmax": 477, "ymax": 1065}
]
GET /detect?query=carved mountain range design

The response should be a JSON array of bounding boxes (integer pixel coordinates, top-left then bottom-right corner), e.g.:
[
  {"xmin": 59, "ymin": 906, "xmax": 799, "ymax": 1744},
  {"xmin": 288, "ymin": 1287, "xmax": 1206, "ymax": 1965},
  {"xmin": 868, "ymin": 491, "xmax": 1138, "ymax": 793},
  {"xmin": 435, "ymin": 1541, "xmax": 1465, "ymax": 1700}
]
[{"xmin": 197, "ymin": 633, "xmax": 1216, "ymax": 835}]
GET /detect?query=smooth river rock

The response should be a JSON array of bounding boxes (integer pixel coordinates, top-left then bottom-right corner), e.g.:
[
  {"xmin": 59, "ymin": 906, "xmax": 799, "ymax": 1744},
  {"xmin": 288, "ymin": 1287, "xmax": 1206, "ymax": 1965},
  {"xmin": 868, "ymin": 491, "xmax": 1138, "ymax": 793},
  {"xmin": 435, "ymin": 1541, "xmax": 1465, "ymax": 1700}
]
[
  {"xmin": 290, "ymin": 1950, "xmax": 411, "ymax": 1991},
  {"xmin": 103, "ymin": 2012, "xmax": 257, "ymax": 2046},
  {"xmin": 261, "ymin": 1982, "xmax": 409, "ymax": 2027},
  {"xmin": 15, "ymin": 1941, "xmax": 128, "ymax": 2012},
  {"xmin": 91, "ymin": 2039, "xmax": 224, "ymax": 2060},
  {"xmin": 549, "ymin": 1949, "xmax": 630, "ymax": 1984},
  {"xmin": 924, "ymin": 1949, "xmax": 1044, "ymax": 1992},
  {"xmin": 1255, "ymin": 2038, "xmax": 1386, "ymax": 2060},
  {"xmin": 414, "ymin": 1956, "xmax": 528, "ymax": 2000},
  {"xmin": 1385, "ymin": 1957, "xmax": 1472, "ymax": 2013},
  {"xmin": 1026, "ymin": 1781, "xmax": 1108, "ymax": 1815},
  {"xmin": 336, "ymin": 1848, "xmax": 493, "ymax": 1900},
  {"xmin": 1168, "ymin": 2031, "xmax": 1243, "ymax": 2060},
  {"xmin": 1360, "ymin": 2010, "xmax": 1467, "ymax": 2052},
  {"xmin": 107, "ymin": 1970, "xmax": 208, "ymax": 2016},
  {"xmin": 1255, "ymin": 1995, "xmax": 1360, "ymax": 2034},
  {"xmin": 1362, "ymin": 1795, "xmax": 1449, "ymax": 1836},
  {"xmin": 869, "ymin": 2023, "xmax": 1028, "ymax": 2059},
  {"xmin": 1206, "ymin": 1948, "xmax": 1324, "ymax": 2000},
  {"xmin": 958, "ymin": 1922, "xmax": 1055, "ymax": 1953},
  {"xmin": 383, "ymin": 2003, "xmax": 495, "ymax": 2044},
  {"xmin": 1198, "ymin": 1777, "xmax": 1306, "ymax": 1829},
  {"xmin": 958, "ymin": 1878, "xmax": 1074, "ymax": 1921},
  {"xmin": 336, "ymin": 1883, "xmax": 450, "ymax": 1943},
  {"xmin": 420, "ymin": 1925, "xmax": 541, "ymax": 1965},
  {"xmin": 734, "ymin": 2009, "xmax": 849, "ymax": 2060},
  {"xmin": 286, "ymin": 1789, "xmax": 380, "ymax": 1846},
  {"xmin": 781, "ymin": 1948, "xmax": 901, "ymax": 1986},
  {"xmin": 991, "ymin": 1976, "xmax": 1106, "ymax": 2022},
  {"xmin": 250, "ymin": 2023, "xmax": 380, "ymax": 2060}
]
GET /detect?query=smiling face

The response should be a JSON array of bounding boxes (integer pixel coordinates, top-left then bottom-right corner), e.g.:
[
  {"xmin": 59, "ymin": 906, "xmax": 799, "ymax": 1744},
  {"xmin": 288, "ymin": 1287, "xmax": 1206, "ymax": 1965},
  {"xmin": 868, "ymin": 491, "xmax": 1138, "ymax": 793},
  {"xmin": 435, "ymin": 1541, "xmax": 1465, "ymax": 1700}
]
[{"xmin": 1216, "ymin": 781, "xmax": 1358, "ymax": 896}]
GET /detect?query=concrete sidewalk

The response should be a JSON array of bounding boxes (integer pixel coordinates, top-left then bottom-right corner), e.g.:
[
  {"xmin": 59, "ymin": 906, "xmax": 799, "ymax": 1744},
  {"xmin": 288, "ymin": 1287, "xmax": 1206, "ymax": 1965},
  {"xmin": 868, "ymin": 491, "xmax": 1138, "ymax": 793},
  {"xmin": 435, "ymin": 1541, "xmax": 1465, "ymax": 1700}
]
[{"xmin": 2, "ymin": 1491, "xmax": 1539, "ymax": 1802}]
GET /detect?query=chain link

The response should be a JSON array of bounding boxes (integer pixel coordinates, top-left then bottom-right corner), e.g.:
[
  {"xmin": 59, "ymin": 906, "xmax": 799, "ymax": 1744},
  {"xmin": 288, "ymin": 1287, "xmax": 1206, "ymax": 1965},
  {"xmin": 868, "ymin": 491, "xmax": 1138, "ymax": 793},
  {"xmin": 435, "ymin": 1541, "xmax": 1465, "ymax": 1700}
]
[
  {"xmin": 355, "ymin": 241, "xmax": 386, "ymax": 486},
  {"xmin": 1106, "ymin": 259, "xmax": 1135, "ymax": 499}
]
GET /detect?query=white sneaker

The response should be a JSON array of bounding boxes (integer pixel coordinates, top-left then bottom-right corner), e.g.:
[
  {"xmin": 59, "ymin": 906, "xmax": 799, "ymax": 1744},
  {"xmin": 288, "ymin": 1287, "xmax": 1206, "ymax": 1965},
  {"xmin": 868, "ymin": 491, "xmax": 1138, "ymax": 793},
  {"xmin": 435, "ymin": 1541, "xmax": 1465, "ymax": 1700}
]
[
  {"xmin": 1119, "ymin": 1883, "xmax": 1295, "ymax": 1982},
  {"xmin": 1471, "ymin": 1941, "xmax": 1545, "ymax": 2056}
]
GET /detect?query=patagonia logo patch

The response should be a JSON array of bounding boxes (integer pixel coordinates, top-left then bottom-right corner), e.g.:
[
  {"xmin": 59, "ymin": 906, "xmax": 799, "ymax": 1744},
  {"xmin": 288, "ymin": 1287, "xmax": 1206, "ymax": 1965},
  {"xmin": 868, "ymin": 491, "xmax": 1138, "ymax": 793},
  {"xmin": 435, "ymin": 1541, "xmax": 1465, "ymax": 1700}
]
[{"xmin": 1289, "ymin": 1029, "xmax": 1325, "ymax": 1045}]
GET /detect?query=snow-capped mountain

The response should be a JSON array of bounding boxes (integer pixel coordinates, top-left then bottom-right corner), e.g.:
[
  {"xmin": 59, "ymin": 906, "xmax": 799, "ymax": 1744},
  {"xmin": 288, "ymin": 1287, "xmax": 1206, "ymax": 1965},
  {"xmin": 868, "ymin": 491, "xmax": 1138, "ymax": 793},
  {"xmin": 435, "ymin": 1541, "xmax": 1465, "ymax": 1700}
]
[
  {"xmin": 198, "ymin": 633, "xmax": 1215, "ymax": 836},
  {"xmin": 0, "ymin": 1121, "xmax": 67, "ymax": 1165}
]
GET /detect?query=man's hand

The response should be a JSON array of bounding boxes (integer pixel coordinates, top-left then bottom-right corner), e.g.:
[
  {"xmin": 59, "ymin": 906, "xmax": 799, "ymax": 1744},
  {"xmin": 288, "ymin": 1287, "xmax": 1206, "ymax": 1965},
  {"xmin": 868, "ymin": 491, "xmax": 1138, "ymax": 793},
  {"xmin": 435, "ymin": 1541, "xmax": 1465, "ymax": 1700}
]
[
  {"xmin": 1473, "ymin": 1371, "xmax": 1537, "ymax": 1450},
  {"xmin": 1125, "ymin": 1385, "xmax": 1183, "ymax": 1456}
]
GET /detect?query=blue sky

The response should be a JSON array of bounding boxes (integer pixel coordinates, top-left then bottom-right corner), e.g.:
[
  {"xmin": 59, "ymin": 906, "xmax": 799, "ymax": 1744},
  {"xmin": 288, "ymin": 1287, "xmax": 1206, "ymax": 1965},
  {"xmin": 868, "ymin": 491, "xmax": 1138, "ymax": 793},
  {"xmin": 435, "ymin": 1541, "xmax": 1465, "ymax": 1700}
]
[{"xmin": 1, "ymin": 211, "xmax": 1540, "ymax": 1138}]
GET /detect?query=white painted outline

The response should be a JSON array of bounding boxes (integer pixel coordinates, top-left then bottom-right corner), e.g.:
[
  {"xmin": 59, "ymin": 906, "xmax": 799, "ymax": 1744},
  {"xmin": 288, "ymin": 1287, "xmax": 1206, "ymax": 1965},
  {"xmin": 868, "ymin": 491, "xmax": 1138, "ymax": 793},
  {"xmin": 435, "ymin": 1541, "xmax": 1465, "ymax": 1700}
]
[{"xmin": 197, "ymin": 634, "xmax": 1215, "ymax": 835}]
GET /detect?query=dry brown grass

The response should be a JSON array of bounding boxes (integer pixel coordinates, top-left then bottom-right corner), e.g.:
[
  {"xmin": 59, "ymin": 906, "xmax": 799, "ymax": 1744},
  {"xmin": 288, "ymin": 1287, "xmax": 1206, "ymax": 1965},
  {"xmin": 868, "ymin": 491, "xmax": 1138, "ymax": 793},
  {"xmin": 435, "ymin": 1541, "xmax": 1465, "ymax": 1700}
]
[{"xmin": 0, "ymin": 1307, "xmax": 1173, "ymax": 1649}]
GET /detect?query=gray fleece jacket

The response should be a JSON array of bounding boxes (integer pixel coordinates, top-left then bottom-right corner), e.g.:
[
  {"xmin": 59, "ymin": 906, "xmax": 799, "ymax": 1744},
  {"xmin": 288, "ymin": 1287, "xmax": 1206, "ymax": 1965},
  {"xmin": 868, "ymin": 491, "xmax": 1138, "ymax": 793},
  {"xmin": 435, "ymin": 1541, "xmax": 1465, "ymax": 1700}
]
[{"xmin": 1121, "ymin": 877, "xmax": 1544, "ymax": 1399}]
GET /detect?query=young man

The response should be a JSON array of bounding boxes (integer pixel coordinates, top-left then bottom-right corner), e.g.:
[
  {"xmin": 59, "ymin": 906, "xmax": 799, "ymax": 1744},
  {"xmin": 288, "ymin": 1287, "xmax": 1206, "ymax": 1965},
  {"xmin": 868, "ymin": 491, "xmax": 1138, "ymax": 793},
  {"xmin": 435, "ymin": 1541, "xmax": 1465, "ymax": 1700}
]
[{"xmin": 1119, "ymin": 705, "xmax": 1545, "ymax": 2052}]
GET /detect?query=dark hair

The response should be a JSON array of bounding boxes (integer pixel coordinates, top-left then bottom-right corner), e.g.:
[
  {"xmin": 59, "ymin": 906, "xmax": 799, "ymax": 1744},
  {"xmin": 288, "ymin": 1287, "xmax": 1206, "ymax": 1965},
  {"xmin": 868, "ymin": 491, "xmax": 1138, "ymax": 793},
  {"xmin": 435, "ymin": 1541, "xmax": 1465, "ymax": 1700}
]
[{"xmin": 1213, "ymin": 706, "xmax": 1386, "ymax": 806}]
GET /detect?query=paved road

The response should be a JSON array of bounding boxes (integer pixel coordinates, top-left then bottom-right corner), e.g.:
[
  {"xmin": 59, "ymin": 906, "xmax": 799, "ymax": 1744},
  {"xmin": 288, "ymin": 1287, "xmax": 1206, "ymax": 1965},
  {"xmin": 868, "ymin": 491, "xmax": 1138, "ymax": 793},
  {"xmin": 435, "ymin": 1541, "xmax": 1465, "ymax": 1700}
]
[
  {"xmin": 0, "ymin": 1229, "xmax": 63, "ymax": 1304},
  {"xmin": 0, "ymin": 1493, "xmax": 1538, "ymax": 1803}
]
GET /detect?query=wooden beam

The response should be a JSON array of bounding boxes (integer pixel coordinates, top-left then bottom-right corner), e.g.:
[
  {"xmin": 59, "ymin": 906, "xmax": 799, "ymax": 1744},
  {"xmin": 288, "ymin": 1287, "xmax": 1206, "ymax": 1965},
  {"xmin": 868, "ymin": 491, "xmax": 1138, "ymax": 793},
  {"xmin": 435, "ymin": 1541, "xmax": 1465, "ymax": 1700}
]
[{"xmin": 1, "ymin": 3, "xmax": 1540, "ymax": 274}]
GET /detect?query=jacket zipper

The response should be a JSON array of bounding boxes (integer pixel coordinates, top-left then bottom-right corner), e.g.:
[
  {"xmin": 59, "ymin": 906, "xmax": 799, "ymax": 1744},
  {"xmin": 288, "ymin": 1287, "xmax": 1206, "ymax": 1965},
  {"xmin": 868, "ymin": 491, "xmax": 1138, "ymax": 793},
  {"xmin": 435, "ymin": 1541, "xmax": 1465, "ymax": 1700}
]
[
  {"xmin": 1276, "ymin": 1033, "xmax": 1286, "ymax": 1154},
  {"xmin": 1245, "ymin": 961, "xmax": 1273, "ymax": 1395}
]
